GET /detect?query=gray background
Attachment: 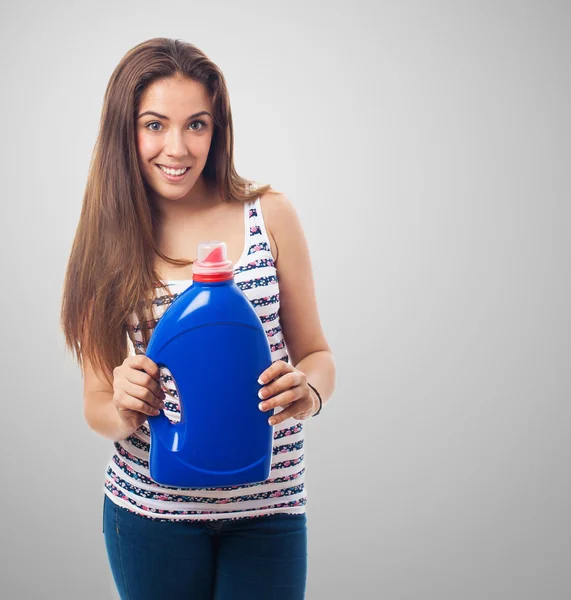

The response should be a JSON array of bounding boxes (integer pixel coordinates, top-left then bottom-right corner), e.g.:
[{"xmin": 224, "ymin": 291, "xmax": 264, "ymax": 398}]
[{"xmin": 1, "ymin": 0, "xmax": 569, "ymax": 598}]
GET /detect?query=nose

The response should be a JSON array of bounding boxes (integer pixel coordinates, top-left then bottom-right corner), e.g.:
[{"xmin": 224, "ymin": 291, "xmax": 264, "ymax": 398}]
[{"xmin": 164, "ymin": 129, "xmax": 189, "ymax": 158}]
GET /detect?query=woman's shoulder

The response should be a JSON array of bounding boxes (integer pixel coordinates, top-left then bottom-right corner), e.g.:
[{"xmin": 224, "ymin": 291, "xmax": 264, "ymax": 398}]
[
  {"xmin": 257, "ymin": 185, "xmax": 295, "ymax": 225},
  {"xmin": 257, "ymin": 186, "xmax": 304, "ymax": 266}
]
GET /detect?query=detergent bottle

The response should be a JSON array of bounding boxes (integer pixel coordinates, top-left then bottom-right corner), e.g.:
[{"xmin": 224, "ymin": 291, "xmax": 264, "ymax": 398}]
[{"xmin": 145, "ymin": 241, "xmax": 274, "ymax": 488}]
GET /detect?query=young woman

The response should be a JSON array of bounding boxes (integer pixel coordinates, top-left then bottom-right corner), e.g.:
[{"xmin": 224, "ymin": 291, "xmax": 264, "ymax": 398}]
[{"xmin": 60, "ymin": 37, "xmax": 336, "ymax": 600}]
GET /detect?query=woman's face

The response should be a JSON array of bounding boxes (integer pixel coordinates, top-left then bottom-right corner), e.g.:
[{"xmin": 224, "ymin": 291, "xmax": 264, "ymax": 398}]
[{"xmin": 136, "ymin": 75, "xmax": 214, "ymax": 203}]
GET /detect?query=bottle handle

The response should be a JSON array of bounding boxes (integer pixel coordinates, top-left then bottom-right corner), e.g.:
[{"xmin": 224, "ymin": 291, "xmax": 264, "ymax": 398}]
[{"xmin": 146, "ymin": 364, "xmax": 179, "ymax": 450}]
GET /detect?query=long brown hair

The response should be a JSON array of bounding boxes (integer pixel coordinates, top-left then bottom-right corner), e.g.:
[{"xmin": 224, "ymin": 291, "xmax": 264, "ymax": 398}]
[{"xmin": 60, "ymin": 37, "xmax": 275, "ymax": 387}]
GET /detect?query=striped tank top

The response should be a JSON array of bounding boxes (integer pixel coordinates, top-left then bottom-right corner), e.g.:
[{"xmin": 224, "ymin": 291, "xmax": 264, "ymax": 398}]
[{"xmin": 102, "ymin": 195, "xmax": 308, "ymax": 522}]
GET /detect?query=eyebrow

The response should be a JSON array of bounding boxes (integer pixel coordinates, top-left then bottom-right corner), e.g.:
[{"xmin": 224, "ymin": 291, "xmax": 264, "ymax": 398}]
[{"xmin": 137, "ymin": 110, "xmax": 212, "ymax": 120}]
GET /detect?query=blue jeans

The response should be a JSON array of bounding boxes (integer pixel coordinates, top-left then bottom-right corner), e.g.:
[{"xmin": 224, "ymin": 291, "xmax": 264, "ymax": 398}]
[{"xmin": 102, "ymin": 494, "xmax": 308, "ymax": 599}]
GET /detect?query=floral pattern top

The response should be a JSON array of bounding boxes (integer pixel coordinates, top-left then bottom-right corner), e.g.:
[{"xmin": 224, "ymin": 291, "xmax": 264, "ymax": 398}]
[{"xmin": 103, "ymin": 194, "xmax": 307, "ymax": 522}]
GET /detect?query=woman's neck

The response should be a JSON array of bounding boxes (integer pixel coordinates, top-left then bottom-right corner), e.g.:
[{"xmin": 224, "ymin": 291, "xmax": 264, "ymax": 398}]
[{"xmin": 153, "ymin": 176, "xmax": 223, "ymax": 226}]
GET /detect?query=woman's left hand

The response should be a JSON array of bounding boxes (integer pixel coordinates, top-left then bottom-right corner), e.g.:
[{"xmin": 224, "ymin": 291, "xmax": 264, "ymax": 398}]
[{"xmin": 257, "ymin": 361, "xmax": 318, "ymax": 426}]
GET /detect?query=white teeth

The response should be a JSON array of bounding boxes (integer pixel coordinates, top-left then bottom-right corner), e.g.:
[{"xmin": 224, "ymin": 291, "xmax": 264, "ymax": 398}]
[{"xmin": 158, "ymin": 165, "xmax": 189, "ymax": 176}]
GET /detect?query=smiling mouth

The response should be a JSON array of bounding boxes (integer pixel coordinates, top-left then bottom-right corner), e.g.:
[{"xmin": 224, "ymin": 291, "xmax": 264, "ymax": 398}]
[
  {"xmin": 155, "ymin": 165, "xmax": 192, "ymax": 182},
  {"xmin": 157, "ymin": 164, "xmax": 190, "ymax": 173}
]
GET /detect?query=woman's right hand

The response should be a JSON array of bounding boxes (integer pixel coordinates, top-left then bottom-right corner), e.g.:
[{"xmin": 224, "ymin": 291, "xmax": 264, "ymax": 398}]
[{"xmin": 112, "ymin": 355, "xmax": 166, "ymax": 430}]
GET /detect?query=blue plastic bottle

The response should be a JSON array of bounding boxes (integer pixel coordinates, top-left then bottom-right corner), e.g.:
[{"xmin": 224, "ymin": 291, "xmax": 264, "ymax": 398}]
[{"xmin": 145, "ymin": 241, "xmax": 274, "ymax": 488}]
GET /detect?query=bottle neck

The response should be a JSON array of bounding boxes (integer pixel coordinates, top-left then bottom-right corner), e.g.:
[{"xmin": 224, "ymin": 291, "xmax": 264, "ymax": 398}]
[{"xmin": 192, "ymin": 273, "xmax": 234, "ymax": 284}]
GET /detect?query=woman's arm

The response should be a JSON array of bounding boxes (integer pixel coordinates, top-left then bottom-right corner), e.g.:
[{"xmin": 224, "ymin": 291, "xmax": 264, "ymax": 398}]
[
  {"xmin": 291, "ymin": 350, "xmax": 336, "ymax": 414},
  {"xmin": 261, "ymin": 191, "xmax": 336, "ymax": 413},
  {"xmin": 85, "ymin": 389, "xmax": 139, "ymax": 442},
  {"xmin": 82, "ymin": 323, "xmax": 139, "ymax": 442}
]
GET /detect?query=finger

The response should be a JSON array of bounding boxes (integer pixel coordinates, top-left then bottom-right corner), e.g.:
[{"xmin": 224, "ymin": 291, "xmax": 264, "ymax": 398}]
[
  {"xmin": 258, "ymin": 371, "xmax": 301, "ymax": 402},
  {"xmin": 122, "ymin": 380, "xmax": 165, "ymax": 411},
  {"xmin": 125, "ymin": 367, "xmax": 164, "ymax": 400},
  {"xmin": 118, "ymin": 397, "xmax": 162, "ymax": 417},
  {"xmin": 258, "ymin": 360, "xmax": 291, "ymax": 384},
  {"xmin": 268, "ymin": 402, "xmax": 299, "ymax": 426},
  {"xmin": 129, "ymin": 354, "xmax": 161, "ymax": 381},
  {"xmin": 259, "ymin": 387, "xmax": 301, "ymax": 412}
]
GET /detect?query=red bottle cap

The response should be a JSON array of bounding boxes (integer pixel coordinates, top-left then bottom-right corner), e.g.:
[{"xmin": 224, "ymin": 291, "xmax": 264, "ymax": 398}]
[{"xmin": 192, "ymin": 241, "xmax": 234, "ymax": 282}]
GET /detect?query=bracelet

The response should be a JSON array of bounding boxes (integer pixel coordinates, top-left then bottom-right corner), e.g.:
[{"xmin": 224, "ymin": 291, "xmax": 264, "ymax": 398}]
[{"xmin": 308, "ymin": 382, "xmax": 322, "ymax": 417}]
